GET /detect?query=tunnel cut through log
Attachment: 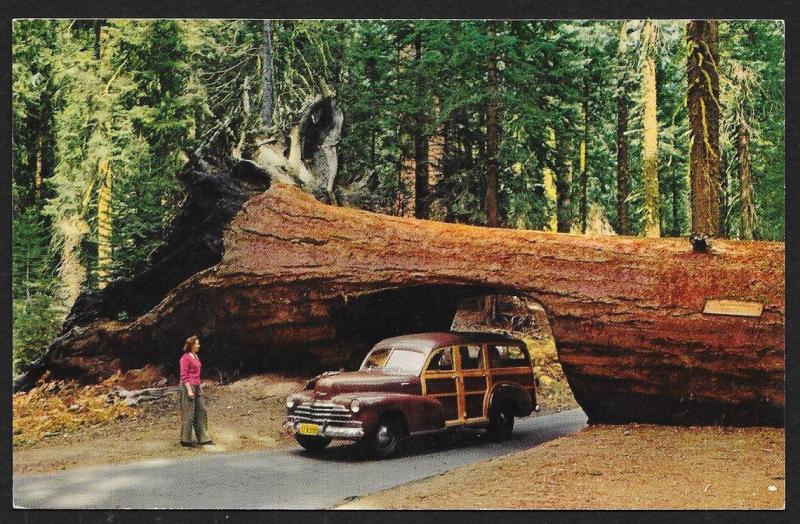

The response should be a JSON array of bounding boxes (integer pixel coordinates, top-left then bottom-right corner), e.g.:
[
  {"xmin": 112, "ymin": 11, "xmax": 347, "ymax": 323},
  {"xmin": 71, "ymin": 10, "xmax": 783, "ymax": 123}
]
[
  {"xmin": 330, "ymin": 284, "xmax": 496, "ymax": 369},
  {"xmin": 20, "ymin": 184, "xmax": 784, "ymax": 427}
]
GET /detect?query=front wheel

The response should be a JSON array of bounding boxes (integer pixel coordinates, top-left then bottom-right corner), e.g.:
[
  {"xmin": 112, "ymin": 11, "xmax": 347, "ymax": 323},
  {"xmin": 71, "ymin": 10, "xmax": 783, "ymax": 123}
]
[
  {"xmin": 295, "ymin": 433, "xmax": 332, "ymax": 451},
  {"xmin": 487, "ymin": 403, "xmax": 515, "ymax": 441},
  {"xmin": 362, "ymin": 416, "xmax": 404, "ymax": 459}
]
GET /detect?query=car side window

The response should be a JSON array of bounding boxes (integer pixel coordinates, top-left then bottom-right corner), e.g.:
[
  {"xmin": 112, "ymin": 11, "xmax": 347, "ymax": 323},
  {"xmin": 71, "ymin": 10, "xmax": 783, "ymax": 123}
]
[
  {"xmin": 363, "ymin": 348, "xmax": 390, "ymax": 369},
  {"xmin": 427, "ymin": 347, "xmax": 454, "ymax": 372},
  {"xmin": 459, "ymin": 345, "xmax": 483, "ymax": 370},
  {"xmin": 488, "ymin": 345, "xmax": 529, "ymax": 368}
]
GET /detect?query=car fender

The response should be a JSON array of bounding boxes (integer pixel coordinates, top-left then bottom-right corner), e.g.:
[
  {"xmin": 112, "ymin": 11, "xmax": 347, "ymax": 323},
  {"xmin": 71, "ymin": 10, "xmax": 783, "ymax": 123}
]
[
  {"xmin": 489, "ymin": 382, "xmax": 533, "ymax": 417},
  {"xmin": 332, "ymin": 392, "xmax": 445, "ymax": 435}
]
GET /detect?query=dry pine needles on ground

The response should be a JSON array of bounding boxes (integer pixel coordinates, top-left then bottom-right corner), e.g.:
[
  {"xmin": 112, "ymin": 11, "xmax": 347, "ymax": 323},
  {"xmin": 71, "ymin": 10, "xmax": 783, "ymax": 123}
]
[{"xmin": 13, "ymin": 371, "xmax": 137, "ymax": 446}]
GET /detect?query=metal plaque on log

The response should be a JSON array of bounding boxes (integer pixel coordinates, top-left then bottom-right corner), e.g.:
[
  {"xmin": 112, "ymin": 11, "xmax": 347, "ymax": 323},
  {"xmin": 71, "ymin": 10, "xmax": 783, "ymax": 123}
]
[{"xmin": 703, "ymin": 300, "xmax": 763, "ymax": 318}]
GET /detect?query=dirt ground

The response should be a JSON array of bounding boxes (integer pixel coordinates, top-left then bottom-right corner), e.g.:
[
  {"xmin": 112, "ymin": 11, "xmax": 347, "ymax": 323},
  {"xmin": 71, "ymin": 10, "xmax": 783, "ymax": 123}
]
[
  {"xmin": 13, "ymin": 374, "xmax": 306, "ymax": 475},
  {"xmin": 14, "ymin": 371, "xmax": 784, "ymax": 510},
  {"xmin": 13, "ymin": 371, "xmax": 574, "ymax": 477},
  {"xmin": 339, "ymin": 423, "xmax": 785, "ymax": 510}
]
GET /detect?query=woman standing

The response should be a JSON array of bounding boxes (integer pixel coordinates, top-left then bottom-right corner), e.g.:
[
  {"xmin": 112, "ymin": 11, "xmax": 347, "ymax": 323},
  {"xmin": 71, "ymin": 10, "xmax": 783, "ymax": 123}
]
[{"xmin": 179, "ymin": 335, "xmax": 213, "ymax": 447}]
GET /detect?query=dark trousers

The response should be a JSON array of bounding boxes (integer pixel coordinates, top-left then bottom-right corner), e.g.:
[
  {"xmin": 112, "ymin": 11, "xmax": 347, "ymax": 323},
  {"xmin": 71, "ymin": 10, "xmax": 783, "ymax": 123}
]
[{"xmin": 180, "ymin": 384, "xmax": 210, "ymax": 444}]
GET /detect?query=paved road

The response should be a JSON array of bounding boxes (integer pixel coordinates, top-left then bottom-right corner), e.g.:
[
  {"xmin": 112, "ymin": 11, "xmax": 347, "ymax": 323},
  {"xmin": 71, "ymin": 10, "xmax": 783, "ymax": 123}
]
[{"xmin": 14, "ymin": 408, "xmax": 587, "ymax": 509}]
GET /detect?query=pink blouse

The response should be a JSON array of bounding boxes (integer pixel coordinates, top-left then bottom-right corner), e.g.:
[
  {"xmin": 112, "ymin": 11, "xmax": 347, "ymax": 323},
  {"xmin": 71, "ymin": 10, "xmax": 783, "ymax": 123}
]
[{"xmin": 180, "ymin": 352, "xmax": 202, "ymax": 385}]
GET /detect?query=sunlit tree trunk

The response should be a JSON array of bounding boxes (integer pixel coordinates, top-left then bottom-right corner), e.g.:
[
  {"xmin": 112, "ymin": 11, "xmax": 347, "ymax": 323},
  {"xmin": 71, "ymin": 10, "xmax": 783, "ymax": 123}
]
[
  {"xmin": 96, "ymin": 158, "xmax": 112, "ymax": 287},
  {"xmin": 641, "ymin": 20, "xmax": 660, "ymax": 238},
  {"xmin": 95, "ymin": 24, "xmax": 114, "ymax": 288},
  {"xmin": 57, "ymin": 216, "xmax": 88, "ymax": 307},
  {"xmin": 687, "ymin": 20, "xmax": 721, "ymax": 237},
  {"xmin": 738, "ymin": 116, "xmax": 755, "ymax": 240},
  {"xmin": 543, "ymin": 127, "xmax": 558, "ymax": 232}
]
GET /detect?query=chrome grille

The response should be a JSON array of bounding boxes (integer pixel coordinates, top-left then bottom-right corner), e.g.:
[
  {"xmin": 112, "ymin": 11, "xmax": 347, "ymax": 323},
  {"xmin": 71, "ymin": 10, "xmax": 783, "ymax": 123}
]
[{"xmin": 293, "ymin": 401, "xmax": 352, "ymax": 424}]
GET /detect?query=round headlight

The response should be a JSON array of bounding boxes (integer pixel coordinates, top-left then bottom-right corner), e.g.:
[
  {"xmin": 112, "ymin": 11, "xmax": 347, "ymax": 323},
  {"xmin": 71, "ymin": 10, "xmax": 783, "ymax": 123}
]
[
  {"xmin": 350, "ymin": 399, "xmax": 361, "ymax": 413},
  {"xmin": 286, "ymin": 397, "xmax": 296, "ymax": 409}
]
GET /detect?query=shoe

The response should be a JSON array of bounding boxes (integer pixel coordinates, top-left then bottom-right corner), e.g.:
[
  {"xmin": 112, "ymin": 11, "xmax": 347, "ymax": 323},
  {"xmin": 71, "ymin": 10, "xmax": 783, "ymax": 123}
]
[
  {"xmin": 199, "ymin": 440, "xmax": 214, "ymax": 446},
  {"xmin": 180, "ymin": 441, "xmax": 195, "ymax": 447}
]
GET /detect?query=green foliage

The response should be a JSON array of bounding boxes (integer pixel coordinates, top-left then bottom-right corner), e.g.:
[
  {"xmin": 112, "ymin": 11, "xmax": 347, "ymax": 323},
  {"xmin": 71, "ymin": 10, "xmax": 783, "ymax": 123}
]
[
  {"xmin": 719, "ymin": 20, "xmax": 785, "ymax": 240},
  {"xmin": 12, "ymin": 194, "xmax": 62, "ymax": 373}
]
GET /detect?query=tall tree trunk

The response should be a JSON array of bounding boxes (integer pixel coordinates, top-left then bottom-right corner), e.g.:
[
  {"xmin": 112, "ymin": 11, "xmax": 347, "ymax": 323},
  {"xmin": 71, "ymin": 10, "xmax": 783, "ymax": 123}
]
[
  {"xmin": 543, "ymin": 127, "xmax": 558, "ymax": 232},
  {"xmin": 413, "ymin": 33, "xmax": 429, "ymax": 219},
  {"xmin": 485, "ymin": 22, "xmax": 499, "ymax": 228},
  {"xmin": 672, "ymin": 175, "xmax": 681, "ymax": 236},
  {"xmin": 96, "ymin": 158, "xmax": 112, "ymax": 287},
  {"xmin": 579, "ymin": 95, "xmax": 589, "ymax": 234},
  {"xmin": 555, "ymin": 133, "xmax": 572, "ymax": 234},
  {"xmin": 366, "ymin": 56, "xmax": 377, "ymax": 174},
  {"xmin": 687, "ymin": 20, "xmax": 721, "ymax": 237},
  {"xmin": 738, "ymin": 116, "xmax": 755, "ymax": 240},
  {"xmin": 96, "ymin": 24, "xmax": 114, "ymax": 288},
  {"xmin": 440, "ymin": 118, "xmax": 454, "ymax": 221},
  {"xmin": 261, "ymin": 20, "xmax": 273, "ymax": 129},
  {"xmin": 233, "ymin": 76, "xmax": 251, "ymax": 156},
  {"xmin": 483, "ymin": 22, "xmax": 501, "ymax": 320},
  {"xmin": 34, "ymin": 134, "xmax": 43, "ymax": 201},
  {"xmin": 616, "ymin": 21, "xmax": 630, "ymax": 235},
  {"xmin": 641, "ymin": 20, "xmax": 660, "ymax": 238},
  {"xmin": 720, "ymin": 147, "xmax": 730, "ymax": 237}
]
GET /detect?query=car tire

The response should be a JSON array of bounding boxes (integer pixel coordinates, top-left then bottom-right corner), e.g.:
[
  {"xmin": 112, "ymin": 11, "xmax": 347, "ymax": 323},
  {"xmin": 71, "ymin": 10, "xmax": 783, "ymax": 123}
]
[
  {"xmin": 295, "ymin": 434, "xmax": 332, "ymax": 451},
  {"xmin": 363, "ymin": 416, "xmax": 404, "ymax": 459},
  {"xmin": 487, "ymin": 402, "xmax": 515, "ymax": 441}
]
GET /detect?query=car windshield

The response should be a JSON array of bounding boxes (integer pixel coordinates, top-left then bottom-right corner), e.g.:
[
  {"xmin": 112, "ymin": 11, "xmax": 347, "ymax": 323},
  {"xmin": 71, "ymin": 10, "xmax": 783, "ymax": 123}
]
[{"xmin": 361, "ymin": 348, "xmax": 426, "ymax": 375}]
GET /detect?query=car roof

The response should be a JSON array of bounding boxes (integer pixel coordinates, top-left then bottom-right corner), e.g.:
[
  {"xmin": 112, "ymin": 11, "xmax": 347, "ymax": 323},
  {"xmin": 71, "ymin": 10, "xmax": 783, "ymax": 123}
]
[{"xmin": 372, "ymin": 331, "xmax": 525, "ymax": 355}]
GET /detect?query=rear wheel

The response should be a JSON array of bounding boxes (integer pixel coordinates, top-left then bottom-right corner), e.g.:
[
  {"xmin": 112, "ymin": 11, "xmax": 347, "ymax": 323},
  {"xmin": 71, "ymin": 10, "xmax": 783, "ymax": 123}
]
[
  {"xmin": 295, "ymin": 434, "xmax": 332, "ymax": 451},
  {"xmin": 487, "ymin": 402, "xmax": 515, "ymax": 441},
  {"xmin": 363, "ymin": 416, "xmax": 404, "ymax": 459}
]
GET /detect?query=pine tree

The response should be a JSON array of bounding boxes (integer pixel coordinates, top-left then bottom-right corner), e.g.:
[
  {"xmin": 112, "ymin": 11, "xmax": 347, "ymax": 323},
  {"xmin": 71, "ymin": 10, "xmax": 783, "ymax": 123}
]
[
  {"xmin": 615, "ymin": 21, "xmax": 631, "ymax": 235},
  {"xmin": 262, "ymin": 20, "xmax": 274, "ymax": 129},
  {"xmin": 485, "ymin": 21, "xmax": 500, "ymax": 227},
  {"xmin": 413, "ymin": 30, "xmax": 430, "ymax": 219}
]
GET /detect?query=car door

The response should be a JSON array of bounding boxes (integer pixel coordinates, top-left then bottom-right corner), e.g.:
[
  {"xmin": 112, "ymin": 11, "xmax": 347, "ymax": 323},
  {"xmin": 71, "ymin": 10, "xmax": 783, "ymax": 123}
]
[
  {"xmin": 455, "ymin": 344, "xmax": 489, "ymax": 421},
  {"xmin": 422, "ymin": 346, "xmax": 460, "ymax": 424}
]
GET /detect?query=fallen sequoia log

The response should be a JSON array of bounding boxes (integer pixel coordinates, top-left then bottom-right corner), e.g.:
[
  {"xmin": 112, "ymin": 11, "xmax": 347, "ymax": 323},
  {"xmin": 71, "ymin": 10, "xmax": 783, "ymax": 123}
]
[{"xmin": 17, "ymin": 183, "xmax": 784, "ymax": 426}]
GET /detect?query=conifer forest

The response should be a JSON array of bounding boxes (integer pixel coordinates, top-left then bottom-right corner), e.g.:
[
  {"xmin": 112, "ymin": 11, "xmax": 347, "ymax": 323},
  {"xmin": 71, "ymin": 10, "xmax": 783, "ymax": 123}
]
[{"xmin": 12, "ymin": 19, "xmax": 785, "ymax": 377}]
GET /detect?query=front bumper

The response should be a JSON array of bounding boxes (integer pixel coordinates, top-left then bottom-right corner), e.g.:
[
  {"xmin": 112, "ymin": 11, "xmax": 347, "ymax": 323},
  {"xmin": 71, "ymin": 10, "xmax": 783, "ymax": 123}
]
[{"xmin": 284, "ymin": 416, "xmax": 365, "ymax": 439}]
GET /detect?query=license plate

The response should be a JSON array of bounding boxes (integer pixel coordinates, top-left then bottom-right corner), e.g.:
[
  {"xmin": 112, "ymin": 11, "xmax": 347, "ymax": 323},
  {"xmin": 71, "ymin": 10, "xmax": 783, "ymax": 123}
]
[{"xmin": 298, "ymin": 423, "xmax": 320, "ymax": 436}]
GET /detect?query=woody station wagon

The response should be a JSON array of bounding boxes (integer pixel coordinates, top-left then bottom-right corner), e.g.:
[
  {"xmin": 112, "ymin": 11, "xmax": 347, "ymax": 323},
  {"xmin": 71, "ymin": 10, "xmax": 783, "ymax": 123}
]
[{"xmin": 284, "ymin": 332, "xmax": 540, "ymax": 457}]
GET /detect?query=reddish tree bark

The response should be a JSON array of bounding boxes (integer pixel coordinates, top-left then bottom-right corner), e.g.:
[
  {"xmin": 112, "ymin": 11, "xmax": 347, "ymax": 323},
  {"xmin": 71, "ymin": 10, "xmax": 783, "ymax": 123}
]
[{"xmin": 21, "ymin": 183, "xmax": 784, "ymax": 427}]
